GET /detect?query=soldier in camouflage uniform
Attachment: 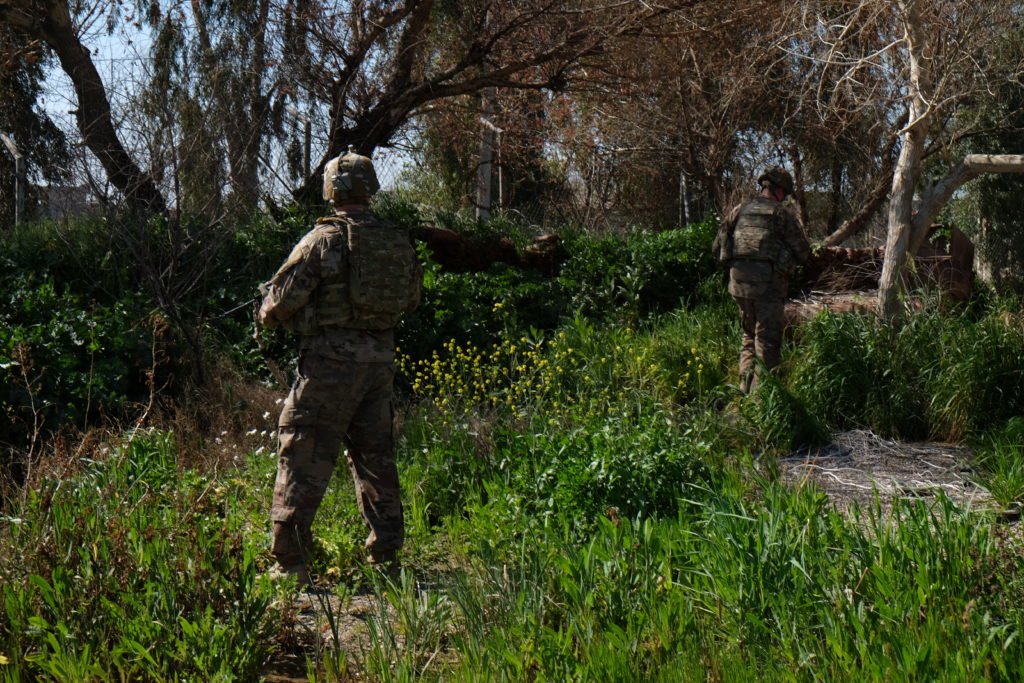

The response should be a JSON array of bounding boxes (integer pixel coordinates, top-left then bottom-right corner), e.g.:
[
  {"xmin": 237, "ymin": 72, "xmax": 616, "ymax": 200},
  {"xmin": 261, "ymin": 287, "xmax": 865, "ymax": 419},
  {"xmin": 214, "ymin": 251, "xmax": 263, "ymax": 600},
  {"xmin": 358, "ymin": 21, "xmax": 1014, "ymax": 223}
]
[
  {"xmin": 258, "ymin": 147, "xmax": 422, "ymax": 584},
  {"xmin": 712, "ymin": 167, "xmax": 810, "ymax": 394}
]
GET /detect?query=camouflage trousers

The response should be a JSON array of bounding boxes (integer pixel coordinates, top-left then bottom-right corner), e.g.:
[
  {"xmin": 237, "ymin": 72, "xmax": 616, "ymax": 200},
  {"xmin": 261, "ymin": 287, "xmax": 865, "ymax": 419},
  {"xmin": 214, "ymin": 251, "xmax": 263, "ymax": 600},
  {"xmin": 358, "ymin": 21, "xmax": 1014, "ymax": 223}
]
[
  {"xmin": 734, "ymin": 295, "xmax": 784, "ymax": 394},
  {"xmin": 270, "ymin": 352, "xmax": 403, "ymax": 566}
]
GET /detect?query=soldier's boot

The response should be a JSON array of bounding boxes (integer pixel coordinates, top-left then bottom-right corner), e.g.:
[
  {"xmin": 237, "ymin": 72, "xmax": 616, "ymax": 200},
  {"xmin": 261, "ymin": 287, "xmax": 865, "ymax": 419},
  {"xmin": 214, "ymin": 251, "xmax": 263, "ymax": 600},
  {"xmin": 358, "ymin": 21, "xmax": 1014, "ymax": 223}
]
[
  {"xmin": 368, "ymin": 547, "xmax": 401, "ymax": 581},
  {"xmin": 269, "ymin": 521, "xmax": 313, "ymax": 588}
]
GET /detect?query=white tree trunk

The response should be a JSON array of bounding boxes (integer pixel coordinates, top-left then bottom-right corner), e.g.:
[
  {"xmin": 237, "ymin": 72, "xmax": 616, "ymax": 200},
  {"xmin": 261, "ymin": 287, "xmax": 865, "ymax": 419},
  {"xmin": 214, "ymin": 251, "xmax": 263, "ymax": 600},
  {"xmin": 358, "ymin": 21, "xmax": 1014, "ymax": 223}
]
[
  {"xmin": 879, "ymin": 0, "xmax": 932, "ymax": 320},
  {"xmin": 878, "ymin": 124, "xmax": 927, "ymax": 320},
  {"xmin": 909, "ymin": 155, "xmax": 1024, "ymax": 254}
]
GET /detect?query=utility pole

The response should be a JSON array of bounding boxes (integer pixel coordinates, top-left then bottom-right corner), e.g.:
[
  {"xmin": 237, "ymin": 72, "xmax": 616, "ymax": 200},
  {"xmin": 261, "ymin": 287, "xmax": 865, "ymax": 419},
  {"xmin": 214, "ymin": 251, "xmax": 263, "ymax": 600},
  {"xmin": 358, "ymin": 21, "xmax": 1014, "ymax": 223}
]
[
  {"xmin": 1, "ymin": 132, "xmax": 25, "ymax": 226},
  {"xmin": 476, "ymin": 87, "xmax": 499, "ymax": 221},
  {"xmin": 285, "ymin": 105, "xmax": 311, "ymax": 180}
]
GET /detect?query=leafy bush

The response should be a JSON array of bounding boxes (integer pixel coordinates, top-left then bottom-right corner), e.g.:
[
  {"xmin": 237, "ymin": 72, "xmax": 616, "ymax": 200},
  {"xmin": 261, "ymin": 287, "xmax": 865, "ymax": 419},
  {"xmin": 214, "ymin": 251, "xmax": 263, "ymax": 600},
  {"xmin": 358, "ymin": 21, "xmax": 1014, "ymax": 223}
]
[
  {"xmin": 0, "ymin": 273, "xmax": 156, "ymax": 452},
  {"xmin": 558, "ymin": 219, "xmax": 718, "ymax": 326},
  {"xmin": 506, "ymin": 411, "xmax": 713, "ymax": 525},
  {"xmin": 398, "ymin": 255, "xmax": 568, "ymax": 364},
  {"xmin": 398, "ymin": 217, "xmax": 720, "ymax": 373}
]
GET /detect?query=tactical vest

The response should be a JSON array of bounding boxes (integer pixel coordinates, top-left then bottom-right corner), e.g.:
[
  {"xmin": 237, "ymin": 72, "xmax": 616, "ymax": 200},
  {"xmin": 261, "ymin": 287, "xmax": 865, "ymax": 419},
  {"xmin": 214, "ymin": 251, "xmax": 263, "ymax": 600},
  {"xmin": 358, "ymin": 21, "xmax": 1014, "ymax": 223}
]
[
  {"xmin": 729, "ymin": 198, "xmax": 793, "ymax": 273},
  {"xmin": 312, "ymin": 213, "xmax": 420, "ymax": 332}
]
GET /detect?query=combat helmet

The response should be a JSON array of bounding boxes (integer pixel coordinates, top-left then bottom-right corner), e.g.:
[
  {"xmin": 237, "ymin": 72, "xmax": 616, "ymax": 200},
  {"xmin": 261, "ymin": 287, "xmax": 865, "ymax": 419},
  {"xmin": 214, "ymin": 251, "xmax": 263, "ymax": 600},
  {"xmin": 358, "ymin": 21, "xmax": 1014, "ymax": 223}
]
[
  {"xmin": 323, "ymin": 146, "xmax": 381, "ymax": 205},
  {"xmin": 757, "ymin": 167, "xmax": 795, "ymax": 197}
]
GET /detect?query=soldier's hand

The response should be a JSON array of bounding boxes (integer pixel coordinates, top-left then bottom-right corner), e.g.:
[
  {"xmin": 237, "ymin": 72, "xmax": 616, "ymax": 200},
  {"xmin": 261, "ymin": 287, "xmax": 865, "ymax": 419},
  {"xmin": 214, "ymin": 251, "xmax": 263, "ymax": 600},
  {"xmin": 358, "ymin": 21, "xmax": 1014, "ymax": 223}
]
[{"xmin": 257, "ymin": 300, "xmax": 277, "ymax": 328}]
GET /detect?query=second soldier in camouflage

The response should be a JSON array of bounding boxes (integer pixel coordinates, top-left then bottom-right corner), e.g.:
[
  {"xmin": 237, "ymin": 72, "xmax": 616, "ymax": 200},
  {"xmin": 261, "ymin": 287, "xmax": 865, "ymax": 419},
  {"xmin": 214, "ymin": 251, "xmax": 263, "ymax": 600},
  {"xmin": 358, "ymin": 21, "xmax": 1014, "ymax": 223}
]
[{"xmin": 713, "ymin": 167, "xmax": 810, "ymax": 394}]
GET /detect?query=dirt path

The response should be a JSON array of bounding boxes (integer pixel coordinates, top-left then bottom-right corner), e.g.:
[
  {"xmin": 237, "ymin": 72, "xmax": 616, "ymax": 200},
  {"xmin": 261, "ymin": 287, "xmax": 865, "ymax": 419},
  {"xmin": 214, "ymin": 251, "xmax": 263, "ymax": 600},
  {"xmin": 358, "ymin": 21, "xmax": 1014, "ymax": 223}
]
[{"xmin": 262, "ymin": 591, "xmax": 385, "ymax": 682}]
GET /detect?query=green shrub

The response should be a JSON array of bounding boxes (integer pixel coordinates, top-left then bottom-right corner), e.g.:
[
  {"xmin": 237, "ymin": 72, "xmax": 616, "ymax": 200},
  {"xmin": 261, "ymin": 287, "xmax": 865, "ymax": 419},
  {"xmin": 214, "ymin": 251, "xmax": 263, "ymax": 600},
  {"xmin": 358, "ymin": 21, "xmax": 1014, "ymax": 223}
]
[
  {"xmin": 558, "ymin": 219, "xmax": 718, "ymax": 326},
  {"xmin": 397, "ymin": 217, "xmax": 720, "ymax": 367},
  {"xmin": 0, "ymin": 275, "xmax": 155, "ymax": 449},
  {"xmin": 398, "ymin": 255, "xmax": 568, "ymax": 364}
]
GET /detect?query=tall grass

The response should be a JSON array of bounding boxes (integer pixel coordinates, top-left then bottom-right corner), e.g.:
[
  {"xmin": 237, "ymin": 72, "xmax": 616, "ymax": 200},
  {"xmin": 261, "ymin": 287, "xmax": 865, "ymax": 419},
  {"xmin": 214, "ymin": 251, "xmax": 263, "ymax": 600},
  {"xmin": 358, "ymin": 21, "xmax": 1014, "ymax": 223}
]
[
  {"xmin": 5, "ymin": 299, "xmax": 1024, "ymax": 680},
  {"xmin": 358, "ymin": 480, "xmax": 1024, "ymax": 681},
  {"xmin": 0, "ymin": 432, "xmax": 280, "ymax": 681},
  {"xmin": 790, "ymin": 307, "xmax": 1024, "ymax": 441}
]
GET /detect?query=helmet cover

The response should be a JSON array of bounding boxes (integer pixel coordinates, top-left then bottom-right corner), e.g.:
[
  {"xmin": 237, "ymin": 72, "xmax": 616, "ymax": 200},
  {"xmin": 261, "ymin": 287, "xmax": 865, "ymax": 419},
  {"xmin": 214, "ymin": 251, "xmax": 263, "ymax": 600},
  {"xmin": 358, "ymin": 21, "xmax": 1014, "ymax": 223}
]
[
  {"xmin": 757, "ymin": 167, "xmax": 795, "ymax": 196},
  {"xmin": 323, "ymin": 146, "xmax": 381, "ymax": 203}
]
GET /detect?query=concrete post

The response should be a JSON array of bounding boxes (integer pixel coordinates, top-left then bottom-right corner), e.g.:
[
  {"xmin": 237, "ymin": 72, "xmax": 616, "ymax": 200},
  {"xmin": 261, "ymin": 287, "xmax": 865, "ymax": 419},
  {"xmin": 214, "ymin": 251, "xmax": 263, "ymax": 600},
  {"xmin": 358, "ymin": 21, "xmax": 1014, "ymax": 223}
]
[{"xmin": 1, "ymin": 132, "xmax": 25, "ymax": 226}]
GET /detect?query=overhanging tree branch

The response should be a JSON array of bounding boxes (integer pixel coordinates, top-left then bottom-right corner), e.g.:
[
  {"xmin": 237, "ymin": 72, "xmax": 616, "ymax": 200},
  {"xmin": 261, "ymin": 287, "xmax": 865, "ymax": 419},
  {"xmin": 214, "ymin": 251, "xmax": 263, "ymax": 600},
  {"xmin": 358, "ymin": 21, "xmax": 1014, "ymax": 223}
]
[{"xmin": 909, "ymin": 154, "xmax": 1024, "ymax": 254}]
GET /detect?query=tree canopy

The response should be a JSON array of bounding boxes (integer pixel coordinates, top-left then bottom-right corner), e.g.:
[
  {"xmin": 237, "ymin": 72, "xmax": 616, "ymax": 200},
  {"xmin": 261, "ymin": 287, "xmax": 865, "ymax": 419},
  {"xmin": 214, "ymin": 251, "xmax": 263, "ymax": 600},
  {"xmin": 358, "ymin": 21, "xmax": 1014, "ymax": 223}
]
[{"xmin": 3, "ymin": 0, "xmax": 1024, "ymax": 307}]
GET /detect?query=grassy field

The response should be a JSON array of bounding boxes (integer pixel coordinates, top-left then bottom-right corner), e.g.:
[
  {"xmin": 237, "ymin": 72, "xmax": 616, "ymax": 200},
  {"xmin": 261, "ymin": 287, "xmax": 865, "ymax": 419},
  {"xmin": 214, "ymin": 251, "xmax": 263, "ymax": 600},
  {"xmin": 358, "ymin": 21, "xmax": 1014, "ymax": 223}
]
[{"xmin": 3, "ymin": 296, "xmax": 1024, "ymax": 681}]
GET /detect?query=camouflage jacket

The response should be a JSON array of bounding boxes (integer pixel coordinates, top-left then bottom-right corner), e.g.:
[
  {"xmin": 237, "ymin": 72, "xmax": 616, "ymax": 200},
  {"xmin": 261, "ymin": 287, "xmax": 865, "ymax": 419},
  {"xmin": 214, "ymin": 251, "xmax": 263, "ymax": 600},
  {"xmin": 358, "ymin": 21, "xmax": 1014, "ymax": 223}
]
[
  {"xmin": 714, "ymin": 197, "xmax": 810, "ymax": 299},
  {"xmin": 259, "ymin": 208, "xmax": 422, "ymax": 363}
]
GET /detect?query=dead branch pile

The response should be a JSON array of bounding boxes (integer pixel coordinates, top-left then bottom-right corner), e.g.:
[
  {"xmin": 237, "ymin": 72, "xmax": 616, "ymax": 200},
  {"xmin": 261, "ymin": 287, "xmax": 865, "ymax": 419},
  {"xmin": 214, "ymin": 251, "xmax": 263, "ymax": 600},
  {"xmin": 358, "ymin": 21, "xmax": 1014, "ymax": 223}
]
[{"xmin": 779, "ymin": 429, "xmax": 990, "ymax": 514}]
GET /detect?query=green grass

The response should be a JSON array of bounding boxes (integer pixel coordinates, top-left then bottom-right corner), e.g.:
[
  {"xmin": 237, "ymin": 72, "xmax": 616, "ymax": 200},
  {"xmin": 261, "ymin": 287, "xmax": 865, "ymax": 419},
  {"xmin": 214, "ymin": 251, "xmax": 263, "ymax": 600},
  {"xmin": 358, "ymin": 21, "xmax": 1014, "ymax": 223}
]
[
  {"xmin": 4, "ymin": 302, "xmax": 1024, "ymax": 680},
  {"xmin": 0, "ymin": 432, "xmax": 282, "ymax": 681}
]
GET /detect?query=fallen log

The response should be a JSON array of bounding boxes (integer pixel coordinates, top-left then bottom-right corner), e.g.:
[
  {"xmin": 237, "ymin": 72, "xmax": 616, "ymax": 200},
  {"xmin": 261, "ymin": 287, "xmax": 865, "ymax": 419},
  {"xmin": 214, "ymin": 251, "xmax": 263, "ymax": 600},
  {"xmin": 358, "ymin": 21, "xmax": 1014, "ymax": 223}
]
[{"xmin": 411, "ymin": 225, "xmax": 567, "ymax": 276}]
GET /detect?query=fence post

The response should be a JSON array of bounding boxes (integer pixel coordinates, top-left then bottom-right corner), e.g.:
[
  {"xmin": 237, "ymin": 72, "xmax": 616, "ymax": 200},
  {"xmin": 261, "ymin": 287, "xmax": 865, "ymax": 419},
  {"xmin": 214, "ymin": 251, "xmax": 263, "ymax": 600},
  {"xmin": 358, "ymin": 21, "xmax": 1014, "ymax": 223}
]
[
  {"xmin": 476, "ymin": 87, "xmax": 498, "ymax": 221},
  {"xmin": 1, "ymin": 132, "xmax": 25, "ymax": 226}
]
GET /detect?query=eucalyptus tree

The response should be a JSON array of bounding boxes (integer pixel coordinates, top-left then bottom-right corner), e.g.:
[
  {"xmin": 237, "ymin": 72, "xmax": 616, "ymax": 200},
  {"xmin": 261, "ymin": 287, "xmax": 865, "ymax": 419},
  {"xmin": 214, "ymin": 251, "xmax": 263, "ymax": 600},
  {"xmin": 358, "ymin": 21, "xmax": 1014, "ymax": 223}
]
[{"xmin": 0, "ymin": 0, "xmax": 166, "ymax": 214}]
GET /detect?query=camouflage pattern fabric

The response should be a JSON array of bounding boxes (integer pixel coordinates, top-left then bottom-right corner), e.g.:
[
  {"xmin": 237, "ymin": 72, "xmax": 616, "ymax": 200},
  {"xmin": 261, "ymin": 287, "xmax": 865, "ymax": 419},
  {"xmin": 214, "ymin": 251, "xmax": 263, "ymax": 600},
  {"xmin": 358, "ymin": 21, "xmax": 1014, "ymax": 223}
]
[
  {"xmin": 323, "ymin": 148, "xmax": 381, "ymax": 204},
  {"xmin": 734, "ymin": 295, "xmax": 785, "ymax": 394},
  {"xmin": 715, "ymin": 196, "xmax": 810, "ymax": 393},
  {"xmin": 343, "ymin": 211, "xmax": 422, "ymax": 329},
  {"xmin": 260, "ymin": 207, "xmax": 422, "ymax": 567},
  {"xmin": 260, "ymin": 218, "xmax": 348, "ymax": 337},
  {"xmin": 270, "ymin": 353, "xmax": 402, "ymax": 565},
  {"xmin": 260, "ymin": 208, "xmax": 422, "ymax": 342},
  {"xmin": 715, "ymin": 197, "xmax": 810, "ymax": 297}
]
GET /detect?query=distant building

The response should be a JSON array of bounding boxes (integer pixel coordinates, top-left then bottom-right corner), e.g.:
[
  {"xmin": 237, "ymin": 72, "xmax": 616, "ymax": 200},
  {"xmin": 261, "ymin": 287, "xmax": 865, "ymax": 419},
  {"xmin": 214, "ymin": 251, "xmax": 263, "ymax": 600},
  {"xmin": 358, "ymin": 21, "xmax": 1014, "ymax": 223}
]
[{"xmin": 38, "ymin": 184, "xmax": 101, "ymax": 219}]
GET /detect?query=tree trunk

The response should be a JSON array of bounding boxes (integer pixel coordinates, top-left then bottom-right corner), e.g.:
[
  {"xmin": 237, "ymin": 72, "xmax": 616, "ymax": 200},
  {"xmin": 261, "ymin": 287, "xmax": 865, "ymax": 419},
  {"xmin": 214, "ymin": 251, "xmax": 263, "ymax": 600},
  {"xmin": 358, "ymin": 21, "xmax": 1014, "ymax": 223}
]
[
  {"xmin": 879, "ymin": 1, "xmax": 931, "ymax": 321},
  {"xmin": 878, "ymin": 121, "xmax": 926, "ymax": 320},
  {"xmin": 826, "ymin": 161, "xmax": 843, "ymax": 234},
  {"xmin": 476, "ymin": 87, "xmax": 497, "ymax": 220},
  {"xmin": 788, "ymin": 145, "xmax": 810, "ymax": 229}
]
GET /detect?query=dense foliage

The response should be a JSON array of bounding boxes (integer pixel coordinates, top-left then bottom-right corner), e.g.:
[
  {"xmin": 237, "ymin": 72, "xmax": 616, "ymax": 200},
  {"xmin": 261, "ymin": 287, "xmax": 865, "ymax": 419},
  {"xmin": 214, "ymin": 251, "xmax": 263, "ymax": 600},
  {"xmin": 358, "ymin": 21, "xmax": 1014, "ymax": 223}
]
[{"xmin": 2, "ymin": 208, "xmax": 1024, "ymax": 680}]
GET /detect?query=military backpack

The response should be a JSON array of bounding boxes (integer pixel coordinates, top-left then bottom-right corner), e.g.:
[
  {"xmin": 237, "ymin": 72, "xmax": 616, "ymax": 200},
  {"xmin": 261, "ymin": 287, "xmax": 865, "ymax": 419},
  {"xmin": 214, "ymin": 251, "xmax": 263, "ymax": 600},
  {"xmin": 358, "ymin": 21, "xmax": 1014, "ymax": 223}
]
[
  {"xmin": 723, "ymin": 198, "xmax": 795, "ymax": 274},
  {"xmin": 312, "ymin": 213, "xmax": 420, "ymax": 331}
]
